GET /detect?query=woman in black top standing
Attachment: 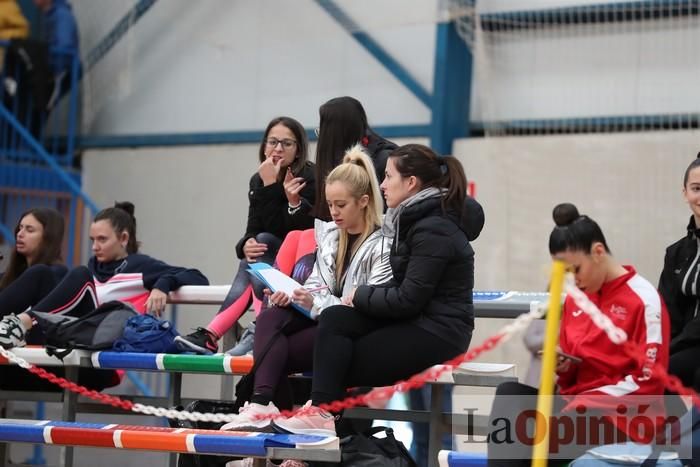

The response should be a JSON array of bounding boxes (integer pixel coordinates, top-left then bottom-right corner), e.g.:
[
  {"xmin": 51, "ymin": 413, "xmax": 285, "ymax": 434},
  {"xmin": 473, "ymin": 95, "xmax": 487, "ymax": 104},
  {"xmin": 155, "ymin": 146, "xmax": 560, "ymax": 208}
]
[{"xmin": 310, "ymin": 96, "xmax": 397, "ymax": 220}]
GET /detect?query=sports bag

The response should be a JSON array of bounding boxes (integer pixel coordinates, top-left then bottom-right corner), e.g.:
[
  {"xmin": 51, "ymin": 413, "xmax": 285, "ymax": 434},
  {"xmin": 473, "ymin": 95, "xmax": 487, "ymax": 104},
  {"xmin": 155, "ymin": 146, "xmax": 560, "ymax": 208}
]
[
  {"xmin": 36, "ymin": 300, "xmax": 137, "ymax": 357},
  {"xmin": 338, "ymin": 426, "xmax": 417, "ymax": 467},
  {"xmin": 112, "ymin": 314, "xmax": 180, "ymax": 353},
  {"xmin": 169, "ymin": 399, "xmax": 239, "ymax": 467}
]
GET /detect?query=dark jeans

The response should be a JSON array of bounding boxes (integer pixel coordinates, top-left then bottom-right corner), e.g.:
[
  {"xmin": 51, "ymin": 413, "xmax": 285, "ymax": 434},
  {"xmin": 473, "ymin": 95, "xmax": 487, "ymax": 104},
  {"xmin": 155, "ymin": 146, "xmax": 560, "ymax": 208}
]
[
  {"xmin": 207, "ymin": 233, "xmax": 282, "ymax": 338},
  {"xmin": 409, "ymin": 386, "xmax": 453, "ymax": 467},
  {"xmin": 311, "ymin": 305, "xmax": 466, "ymax": 405},
  {"xmin": 218, "ymin": 232, "xmax": 282, "ymax": 313}
]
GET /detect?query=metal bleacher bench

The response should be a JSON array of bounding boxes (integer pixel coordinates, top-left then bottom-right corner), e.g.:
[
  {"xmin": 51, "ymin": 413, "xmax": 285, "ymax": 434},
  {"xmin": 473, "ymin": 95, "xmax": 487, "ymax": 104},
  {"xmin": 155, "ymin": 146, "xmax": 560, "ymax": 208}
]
[
  {"xmin": 0, "ymin": 287, "xmax": 546, "ymax": 467},
  {"xmin": 0, "ymin": 418, "xmax": 340, "ymax": 467}
]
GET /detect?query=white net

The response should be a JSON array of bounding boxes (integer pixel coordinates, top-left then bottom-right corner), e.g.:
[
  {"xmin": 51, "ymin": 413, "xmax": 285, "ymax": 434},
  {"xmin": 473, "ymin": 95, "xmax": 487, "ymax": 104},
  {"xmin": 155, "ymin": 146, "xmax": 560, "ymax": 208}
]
[
  {"xmin": 71, "ymin": 0, "xmax": 142, "ymax": 134},
  {"xmin": 443, "ymin": 0, "xmax": 700, "ymax": 135}
]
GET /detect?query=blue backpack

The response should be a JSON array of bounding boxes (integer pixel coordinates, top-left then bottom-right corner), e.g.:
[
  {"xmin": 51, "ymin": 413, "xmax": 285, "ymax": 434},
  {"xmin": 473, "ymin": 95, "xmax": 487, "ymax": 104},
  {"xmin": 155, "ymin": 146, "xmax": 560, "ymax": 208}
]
[{"xmin": 112, "ymin": 314, "xmax": 180, "ymax": 354}]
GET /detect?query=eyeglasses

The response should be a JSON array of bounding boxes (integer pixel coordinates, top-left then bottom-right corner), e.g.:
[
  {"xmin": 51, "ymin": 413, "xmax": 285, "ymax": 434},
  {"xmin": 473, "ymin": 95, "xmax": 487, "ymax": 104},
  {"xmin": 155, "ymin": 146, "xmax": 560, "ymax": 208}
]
[{"xmin": 265, "ymin": 138, "xmax": 297, "ymax": 149}]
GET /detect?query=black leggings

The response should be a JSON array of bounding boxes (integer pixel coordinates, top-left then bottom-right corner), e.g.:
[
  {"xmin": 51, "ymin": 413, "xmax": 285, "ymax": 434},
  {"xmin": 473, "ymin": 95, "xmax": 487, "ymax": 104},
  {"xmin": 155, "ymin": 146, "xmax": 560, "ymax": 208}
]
[
  {"xmin": 0, "ymin": 264, "xmax": 63, "ymax": 317},
  {"xmin": 251, "ymin": 307, "xmax": 316, "ymax": 409},
  {"xmin": 310, "ymin": 305, "xmax": 466, "ymax": 405},
  {"xmin": 669, "ymin": 346, "xmax": 700, "ymax": 392},
  {"xmin": 0, "ymin": 264, "xmax": 64, "ymax": 344},
  {"xmin": 28, "ymin": 266, "xmax": 99, "ymax": 321}
]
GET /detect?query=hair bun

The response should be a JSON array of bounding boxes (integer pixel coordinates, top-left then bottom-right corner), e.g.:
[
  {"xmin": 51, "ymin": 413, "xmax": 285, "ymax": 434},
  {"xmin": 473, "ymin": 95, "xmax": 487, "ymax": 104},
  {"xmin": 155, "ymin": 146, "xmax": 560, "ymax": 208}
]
[
  {"xmin": 552, "ymin": 203, "xmax": 580, "ymax": 227},
  {"xmin": 114, "ymin": 201, "xmax": 135, "ymax": 218},
  {"xmin": 343, "ymin": 144, "xmax": 370, "ymax": 165}
]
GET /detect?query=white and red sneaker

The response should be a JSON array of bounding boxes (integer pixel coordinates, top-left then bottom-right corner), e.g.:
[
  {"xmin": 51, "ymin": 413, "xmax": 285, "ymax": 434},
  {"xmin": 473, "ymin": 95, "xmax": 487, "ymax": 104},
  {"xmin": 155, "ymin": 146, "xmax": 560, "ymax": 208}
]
[
  {"xmin": 220, "ymin": 402, "xmax": 280, "ymax": 432},
  {"xmin": 272, "ymin": 401, "xmax": 336, "ymax": 437}
]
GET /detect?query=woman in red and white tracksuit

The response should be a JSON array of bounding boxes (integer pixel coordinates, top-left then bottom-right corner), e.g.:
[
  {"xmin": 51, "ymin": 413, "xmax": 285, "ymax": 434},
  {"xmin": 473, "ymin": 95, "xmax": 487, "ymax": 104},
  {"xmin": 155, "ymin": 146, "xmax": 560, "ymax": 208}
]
[{"xmin": 487, "ymin": 203, "xmax": 670, "ymax": 467}]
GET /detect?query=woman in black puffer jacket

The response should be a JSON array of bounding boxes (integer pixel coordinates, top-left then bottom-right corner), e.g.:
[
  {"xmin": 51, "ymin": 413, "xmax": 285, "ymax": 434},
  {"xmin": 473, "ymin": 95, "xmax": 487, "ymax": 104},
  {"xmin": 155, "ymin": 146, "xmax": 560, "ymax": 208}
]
[{"xmin": 273, "ymin": 143, "xmax": 484, "ymax": 437}]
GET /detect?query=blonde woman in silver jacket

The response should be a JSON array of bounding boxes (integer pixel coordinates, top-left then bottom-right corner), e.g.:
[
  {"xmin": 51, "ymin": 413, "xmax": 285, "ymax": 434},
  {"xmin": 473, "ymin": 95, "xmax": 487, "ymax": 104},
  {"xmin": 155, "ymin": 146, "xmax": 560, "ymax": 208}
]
[
  {"xmin": 304, "ymin": 216, "xmax": 392, "ymax": 319},
  {"xmin": 221, "ymin": 144, "xmax": 392, "ymax": 432}
]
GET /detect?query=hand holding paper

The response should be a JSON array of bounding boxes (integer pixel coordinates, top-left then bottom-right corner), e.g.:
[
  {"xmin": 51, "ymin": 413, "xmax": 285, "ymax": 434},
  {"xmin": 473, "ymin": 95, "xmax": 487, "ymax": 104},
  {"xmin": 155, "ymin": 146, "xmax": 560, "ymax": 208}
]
[
  {"xmin": 248, "ymin": 263, "xmax": 314, "ymax": 319},
  {"xmin": 291, "ymin": 288, "xmax": 314, "ymax": 311}
]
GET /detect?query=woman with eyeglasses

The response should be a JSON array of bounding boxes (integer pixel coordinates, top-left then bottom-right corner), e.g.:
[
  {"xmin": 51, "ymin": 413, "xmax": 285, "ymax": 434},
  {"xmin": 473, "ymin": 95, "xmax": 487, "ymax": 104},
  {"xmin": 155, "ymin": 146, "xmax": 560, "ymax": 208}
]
[{"xmin": 176, "ymin": 116, "xmax": 316, "ymax": 354}]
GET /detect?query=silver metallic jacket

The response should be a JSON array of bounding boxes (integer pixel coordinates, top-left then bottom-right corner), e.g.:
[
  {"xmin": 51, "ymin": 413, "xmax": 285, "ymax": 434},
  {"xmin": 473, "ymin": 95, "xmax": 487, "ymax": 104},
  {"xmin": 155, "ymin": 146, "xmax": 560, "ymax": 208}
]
[{"xmin": 304, "ymin": 219, "xmax": 393, "ymax": 319}]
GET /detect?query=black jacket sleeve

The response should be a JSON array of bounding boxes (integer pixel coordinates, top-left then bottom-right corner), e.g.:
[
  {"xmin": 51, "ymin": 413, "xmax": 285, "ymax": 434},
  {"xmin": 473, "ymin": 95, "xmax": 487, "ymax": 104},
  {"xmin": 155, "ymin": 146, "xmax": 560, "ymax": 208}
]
[
  {"xmin": 235, "ymin": 167, "xmax": 316, "ymax": 259},
  {"xmin": 659, "ymin": 246, "xmax": 683, "ymax": 340},
  {"xmin": 141, "ymin": 257, "xmax": 209, "ymax": 294},
  {"xmin": 235, "ymin": 174, "xmax": 271, "ymax": 258},
  {"xmin": 353, "ymin": 222, "xmax": 453, "ymax": 319}
]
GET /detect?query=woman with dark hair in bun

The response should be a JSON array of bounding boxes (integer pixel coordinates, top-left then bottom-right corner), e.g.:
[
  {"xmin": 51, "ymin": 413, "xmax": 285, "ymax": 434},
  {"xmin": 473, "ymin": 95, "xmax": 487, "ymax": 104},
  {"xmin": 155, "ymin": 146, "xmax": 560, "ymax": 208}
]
[
  {"xmin": 0, "ymin": 201, "xmax": 209, "ymax": 351},
  {"xmin": 486, "ymin": 203, "xmax": 670, "ymax": 467}
]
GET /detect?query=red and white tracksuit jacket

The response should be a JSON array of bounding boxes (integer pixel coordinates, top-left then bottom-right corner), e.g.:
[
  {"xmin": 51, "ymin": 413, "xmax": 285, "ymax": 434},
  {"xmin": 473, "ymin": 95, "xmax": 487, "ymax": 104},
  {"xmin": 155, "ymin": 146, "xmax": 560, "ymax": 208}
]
[{"xmin": 557, "ymin": 266, "xmax": 670, "ymax": 440}]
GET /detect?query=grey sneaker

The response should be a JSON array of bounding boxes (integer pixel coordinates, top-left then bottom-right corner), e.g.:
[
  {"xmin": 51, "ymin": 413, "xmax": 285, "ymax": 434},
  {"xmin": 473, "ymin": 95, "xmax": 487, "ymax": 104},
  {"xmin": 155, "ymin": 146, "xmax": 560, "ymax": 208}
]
[
  {"xmin": 174, "ymin": 327, "xmax": 218, "ymax": 355},
  {"xmin": 226, "ymin": 322, "xmax": 255, "ymax": 356},
  {"xmin": 0, "ymin": 314, "xmax": 27, "ymax": 349}
]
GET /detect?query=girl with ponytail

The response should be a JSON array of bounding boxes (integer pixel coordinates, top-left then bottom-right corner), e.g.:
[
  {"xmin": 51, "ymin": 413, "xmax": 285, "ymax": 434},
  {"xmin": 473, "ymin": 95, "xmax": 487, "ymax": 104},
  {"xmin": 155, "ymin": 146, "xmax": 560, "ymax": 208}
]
[{"xmin": 220, "ymin": 144, "xmax": 393, "ymax": 432}]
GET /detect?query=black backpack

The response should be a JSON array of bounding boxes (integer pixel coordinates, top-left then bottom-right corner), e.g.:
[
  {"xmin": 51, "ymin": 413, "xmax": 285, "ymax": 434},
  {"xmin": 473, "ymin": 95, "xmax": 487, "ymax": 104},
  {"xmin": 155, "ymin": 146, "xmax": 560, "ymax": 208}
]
[
  {"xmin": 169, "ymin": 400, "xmax": 240, "ymax": 467},
  {"xmin": 35, "ymin": 301, "xmax": 137, "ymax": 357}
]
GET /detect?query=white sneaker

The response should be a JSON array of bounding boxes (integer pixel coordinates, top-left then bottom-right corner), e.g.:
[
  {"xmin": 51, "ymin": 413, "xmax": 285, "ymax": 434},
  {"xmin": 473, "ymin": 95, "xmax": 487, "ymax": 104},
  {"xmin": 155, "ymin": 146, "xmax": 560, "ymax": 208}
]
[
  {"xmin": 220, "ymin": 402, "xmax": 280, "ymax": 432},
  {"xmin": 272, "ymin": 401, "xmax": 336, "ymax": 437},
  {"xmin": 0, "ymin": 314, "xmax": 26, "ymax": 349}
]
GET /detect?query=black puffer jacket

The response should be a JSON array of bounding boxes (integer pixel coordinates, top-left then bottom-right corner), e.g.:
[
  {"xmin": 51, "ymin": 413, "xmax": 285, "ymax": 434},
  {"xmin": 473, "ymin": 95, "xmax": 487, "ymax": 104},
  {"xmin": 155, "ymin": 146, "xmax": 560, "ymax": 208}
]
[
  {"xmin": 235, "ymin": 162, "xmax": 316, "ymax": 259},
  {"xmin": 353, "ymin": 196, "xmax": 484, "ymax": 351},
  {"xmin": 658, "ymin": 216, "xmax": 700, "ymax": 353}
]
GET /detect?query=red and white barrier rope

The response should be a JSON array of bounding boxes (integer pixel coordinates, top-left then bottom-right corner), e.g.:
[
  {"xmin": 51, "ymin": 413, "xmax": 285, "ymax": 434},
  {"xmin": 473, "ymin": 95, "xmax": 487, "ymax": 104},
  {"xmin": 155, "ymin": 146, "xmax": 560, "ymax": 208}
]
[{"xmin": 2, "ymin": 278, "xmax": 699, "ymax": 422}]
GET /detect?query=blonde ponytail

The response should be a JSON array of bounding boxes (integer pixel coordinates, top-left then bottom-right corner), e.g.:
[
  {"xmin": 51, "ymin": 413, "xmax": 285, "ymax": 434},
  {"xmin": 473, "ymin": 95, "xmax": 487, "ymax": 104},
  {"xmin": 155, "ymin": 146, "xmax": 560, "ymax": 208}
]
[{"xmin": 326, "ymin": 144, "xmax": 383, "ymax": 283}]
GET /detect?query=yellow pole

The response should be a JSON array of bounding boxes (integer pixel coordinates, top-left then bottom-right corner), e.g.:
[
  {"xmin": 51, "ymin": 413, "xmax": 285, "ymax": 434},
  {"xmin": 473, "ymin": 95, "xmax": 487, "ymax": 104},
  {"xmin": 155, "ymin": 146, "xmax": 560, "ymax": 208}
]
[{"xmin": 531, "ymin": 260, "xmax": 566, "ymax": 467}]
